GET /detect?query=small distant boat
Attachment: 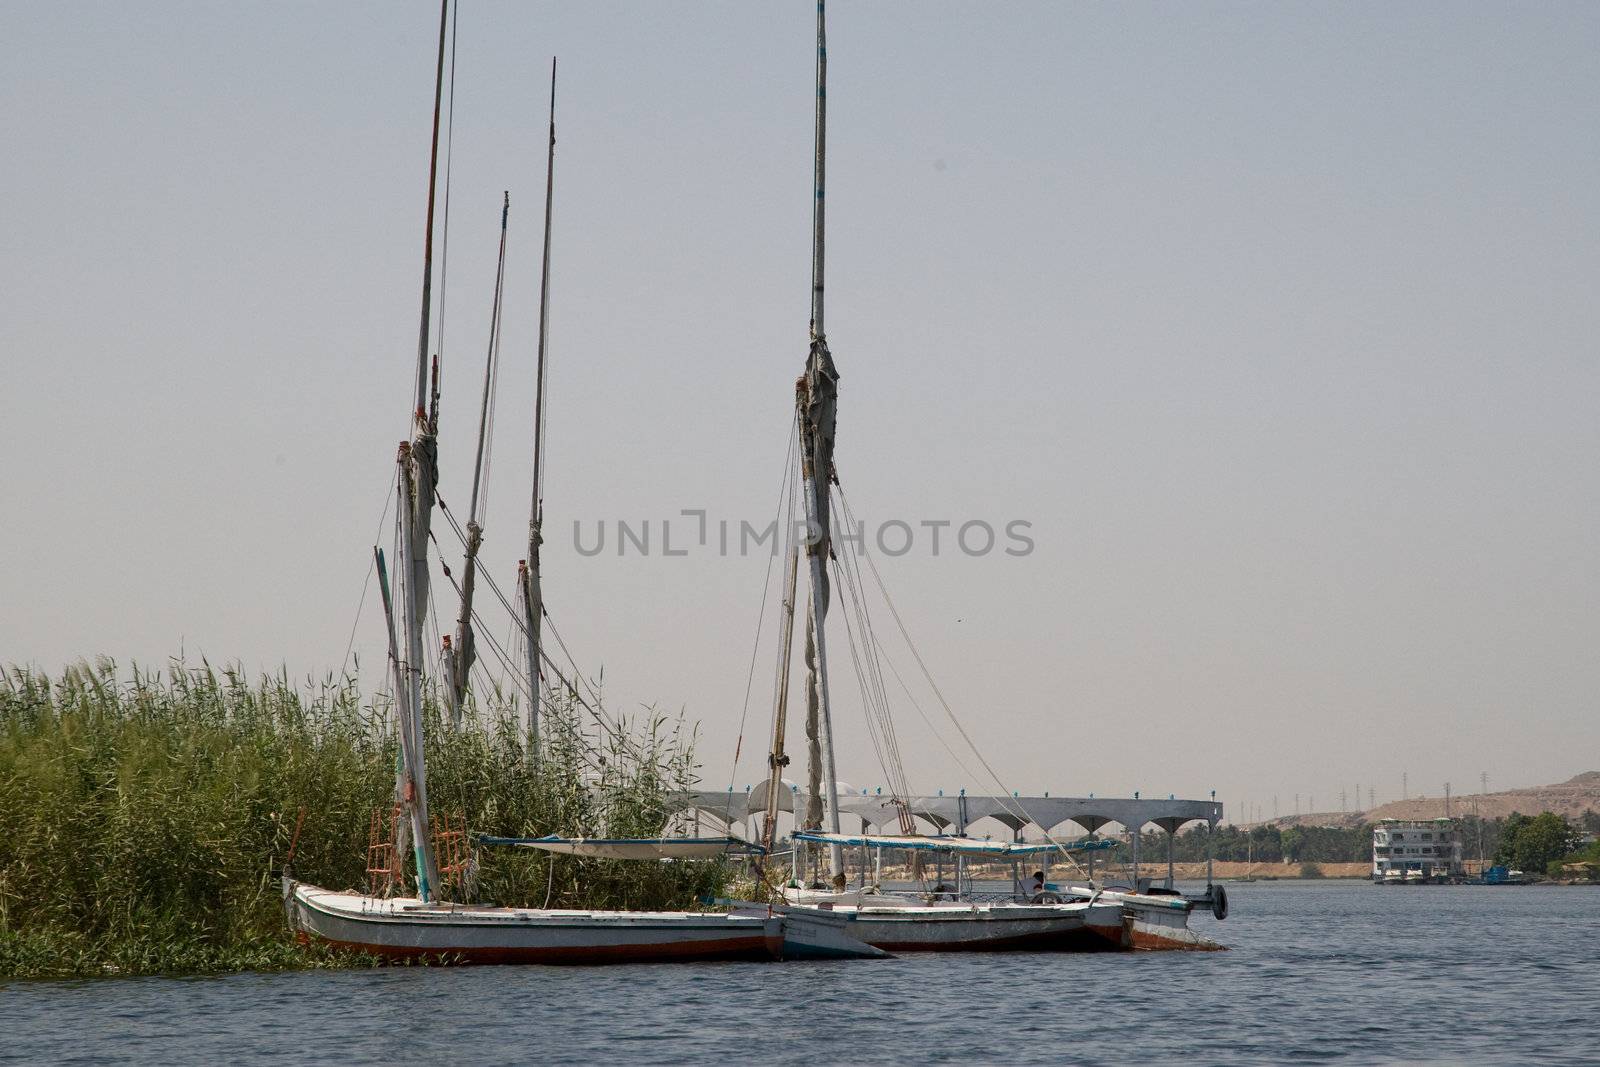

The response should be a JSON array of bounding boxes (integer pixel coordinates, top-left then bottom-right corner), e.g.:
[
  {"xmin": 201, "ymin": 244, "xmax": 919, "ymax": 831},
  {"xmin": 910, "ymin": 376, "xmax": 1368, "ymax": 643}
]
[{"xmin": 1472, "ymin": 865, "xmax": 1530, "ymax": 886}]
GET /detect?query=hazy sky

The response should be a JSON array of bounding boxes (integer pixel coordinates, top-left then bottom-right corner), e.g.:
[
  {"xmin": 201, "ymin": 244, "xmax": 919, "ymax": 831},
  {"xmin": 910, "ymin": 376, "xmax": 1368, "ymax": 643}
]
[{"xmin": 4, "ymin": 2, "xmax": 1597, "ymax": 824}]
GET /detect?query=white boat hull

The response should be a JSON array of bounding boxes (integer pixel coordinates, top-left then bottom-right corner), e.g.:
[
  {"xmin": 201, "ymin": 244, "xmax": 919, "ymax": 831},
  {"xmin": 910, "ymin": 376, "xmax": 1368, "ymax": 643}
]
[
  {"xmin": 779, "ymin": 891, "xmax": 1130, "ymax": 952},
  {"xmin": 1064, "ymin": 887, "xmax": 1226, "ymax": 951},
  {"xmin": 287, "ymin": 880, "xmax": 883, "ymax": 964}
]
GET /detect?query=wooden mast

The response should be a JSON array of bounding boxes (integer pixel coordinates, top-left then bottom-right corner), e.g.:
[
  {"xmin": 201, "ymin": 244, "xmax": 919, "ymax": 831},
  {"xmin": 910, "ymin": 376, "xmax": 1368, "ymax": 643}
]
[
  {"xmin": 377, "ymin": 546, "xmax": 433, "ymax": 897},
  {"xmin": 761, "ymin": 441, "xmax": 802, "ymax": 855},
  {"xmin": 392, "ymin": 0, "xmax": 452, "ymax": 901},
  {"xmin": 446, "ymin": 192, "xmax": 511, "ymax": 727},
  {"xmin": 798, "ymin": 0, "xmax": 846, "ymax": 886},
  {"xmin": 412, "ymin": 0, "xmax": 449, "ymax": 425},
  {"xmin": 521, "ymin": 58, "xmax": 557, "ymax": 759}
]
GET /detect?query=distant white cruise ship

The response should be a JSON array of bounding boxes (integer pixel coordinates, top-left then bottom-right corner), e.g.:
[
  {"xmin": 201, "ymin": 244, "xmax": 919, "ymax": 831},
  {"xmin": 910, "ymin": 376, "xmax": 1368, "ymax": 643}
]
[{"xmin": 1372, "ymin": 819, "xmax": 1465, "ymax": 884}]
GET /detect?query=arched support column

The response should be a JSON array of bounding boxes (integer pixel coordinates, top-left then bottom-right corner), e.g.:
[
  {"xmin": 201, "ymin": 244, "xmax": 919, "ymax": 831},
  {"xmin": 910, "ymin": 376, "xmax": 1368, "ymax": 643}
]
[{"xmin": 1152, "ymin": 816, "xmax": 1189, "ymax": 889}]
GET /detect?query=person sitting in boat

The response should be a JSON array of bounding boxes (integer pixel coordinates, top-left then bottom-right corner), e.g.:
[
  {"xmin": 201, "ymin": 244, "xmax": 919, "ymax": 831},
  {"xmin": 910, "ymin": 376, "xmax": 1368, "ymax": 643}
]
[{"xmin": 1027, "ymin": 870, "xmax": 1061, "ymax": 903}]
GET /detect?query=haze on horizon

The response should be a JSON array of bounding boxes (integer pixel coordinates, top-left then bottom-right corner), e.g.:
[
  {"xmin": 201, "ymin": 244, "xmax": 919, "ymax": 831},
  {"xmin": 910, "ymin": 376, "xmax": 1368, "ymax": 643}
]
[{"xmin": 3, "ymin": 2, "xmax": 1596, "ymax": 826}]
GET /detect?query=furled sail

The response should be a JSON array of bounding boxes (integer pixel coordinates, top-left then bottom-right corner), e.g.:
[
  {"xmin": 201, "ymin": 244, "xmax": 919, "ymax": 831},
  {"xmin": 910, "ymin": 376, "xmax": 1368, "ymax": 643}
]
[
  {"xmin": 792, "ymin": 831, "xmax": 1116, "ymax": 858},
  {"xmin": 478, "ymin": 836, "xmax": 765, "ymax": 860},
  {"xmin": 799, "ymin": 340, "xmax": 837, "ymax": 836},
  {"xmin": 796, "ymin": 0, "xmax": 846, "ymax": 892}
]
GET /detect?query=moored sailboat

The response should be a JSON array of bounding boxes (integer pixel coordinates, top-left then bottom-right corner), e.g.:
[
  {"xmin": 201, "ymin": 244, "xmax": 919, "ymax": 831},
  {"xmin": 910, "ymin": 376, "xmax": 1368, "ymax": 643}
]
[
  {"xmin": 783, "ymin": 832, "xmax": 1129, "ymax": 951},
  {"xmin": 753, "ymin": 1, "xmax": 1141, "ymax": 954},
  {"xmin": 284, "ymin": 0, "xmax": 882, "ymax": 966}
]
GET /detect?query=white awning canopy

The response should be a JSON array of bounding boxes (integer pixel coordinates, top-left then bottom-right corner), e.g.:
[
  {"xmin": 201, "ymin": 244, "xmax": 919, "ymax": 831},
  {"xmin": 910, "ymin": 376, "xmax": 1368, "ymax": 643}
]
[
  {"xmin": 792, "ymin": 830, "xmax": 1114, "ymax": 858},
  {"xmin": 477, "ymin": 835, "xmax": 763, "ymax": 860}
]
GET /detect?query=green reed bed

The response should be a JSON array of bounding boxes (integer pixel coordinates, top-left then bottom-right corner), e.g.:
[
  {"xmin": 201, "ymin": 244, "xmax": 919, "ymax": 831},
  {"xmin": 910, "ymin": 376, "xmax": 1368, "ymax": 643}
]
[{"xmin": 0, "ymin": 659, "xmax": 725, "ymax": 979}]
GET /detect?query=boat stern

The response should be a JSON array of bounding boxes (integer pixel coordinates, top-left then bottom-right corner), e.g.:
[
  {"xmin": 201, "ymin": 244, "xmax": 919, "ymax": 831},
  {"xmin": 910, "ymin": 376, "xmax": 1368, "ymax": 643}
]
[{"xmin": 732, "ymin": 902, "xmax": 890, "ymax": 960}]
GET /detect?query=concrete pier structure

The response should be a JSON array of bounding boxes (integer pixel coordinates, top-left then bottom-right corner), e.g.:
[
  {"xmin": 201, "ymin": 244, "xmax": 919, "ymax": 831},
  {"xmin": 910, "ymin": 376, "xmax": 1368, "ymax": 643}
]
[
  {"xmin": 677, "ymin": 788, "xmax": 1223, "ymax": 887},
  {"xmin": 681, "ymin": 788, "xmax": 1220, "ymax": 838}
]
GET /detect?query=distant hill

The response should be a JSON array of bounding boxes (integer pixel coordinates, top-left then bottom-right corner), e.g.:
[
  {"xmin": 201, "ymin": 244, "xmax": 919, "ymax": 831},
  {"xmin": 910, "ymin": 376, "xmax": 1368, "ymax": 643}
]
[{"xmin": 1253, "ymin": 772, "xmax": 1600, "ymax": 828}]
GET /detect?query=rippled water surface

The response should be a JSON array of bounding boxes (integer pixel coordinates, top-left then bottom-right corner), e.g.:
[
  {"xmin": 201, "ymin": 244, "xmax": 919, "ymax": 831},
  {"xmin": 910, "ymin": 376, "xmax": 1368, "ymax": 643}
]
[{"xmin": 5, "ymin": 882, "xmax": 1598, "ymax": 1065}]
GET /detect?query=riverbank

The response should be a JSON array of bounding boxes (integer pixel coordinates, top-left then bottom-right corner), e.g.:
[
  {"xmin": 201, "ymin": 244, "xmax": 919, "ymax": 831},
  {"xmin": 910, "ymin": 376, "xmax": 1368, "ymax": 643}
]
[
  {"xmin": 1156, "ymin": 860, "xmax": 1370, "ymax": 880},
  {"xmin": 0, "ymin": 661, "xmax": 722, "ymax": 979}
]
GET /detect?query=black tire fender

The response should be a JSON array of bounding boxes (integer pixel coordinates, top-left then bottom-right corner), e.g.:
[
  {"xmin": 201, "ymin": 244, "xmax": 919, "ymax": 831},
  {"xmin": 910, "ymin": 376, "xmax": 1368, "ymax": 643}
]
[{"xmin": 1212, "ymin": 884, "xmax": 1229, "ymax": 921}]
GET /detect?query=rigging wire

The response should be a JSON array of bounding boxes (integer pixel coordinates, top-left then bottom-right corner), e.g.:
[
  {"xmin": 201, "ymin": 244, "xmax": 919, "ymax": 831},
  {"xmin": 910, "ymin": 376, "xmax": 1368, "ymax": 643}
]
[
  {"xmin": 727, "ymin": 421, "xmax": 800, "ymax": 794},
  {"xmin": 342, "ymin": 477, "xmax": 398, "ymax": 677},
  {"xmin": 469, "ymin": 193, "xmax": 510, "ymax": 533},
  {"xmin": 831, "ymin": 565, "xmax": 897, "ymax": 798},
  {"xmin": 829, "ymin": 494, "xmax": 913, "ymax": 805},
  {"xmin": 755, "ymin": 424, "xmax": 804, "ymax": 831},
  {"xmin": 540, "ymin": 613, "xmax": 606, "ymax": 716},
  {"xmin": 433, "ymin": 492, "xmax": 623, "ymax": 734},
  {"xmin": 432, "ymin": 559, "xmax": 614, "ymax": 776},
  {"xmin": 834, "ymin": 482, "xmax": 1088, "ymax": 872},
  {"xmin": 829, "ymin": 547, "xmax": 912, "ymax": 807},
  {"xmin": 867, "ymin": 621, "xmax": 989, "ymax": 803},
  {"xmin": 427, "ymin": 558, "xmax": 444, "ymax": 692},
  {"xmin": 478, "ymin": 297, "xmax": 502, "ymax": 529},
  {"xmin": 429, "ymin": 503, "xmax": 645, "ymax": 760}
]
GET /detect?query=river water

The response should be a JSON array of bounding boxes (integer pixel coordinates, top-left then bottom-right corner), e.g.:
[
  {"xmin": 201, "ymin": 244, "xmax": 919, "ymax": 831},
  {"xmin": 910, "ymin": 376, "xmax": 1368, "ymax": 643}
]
[{"xmin": 4, "ymin": 881, "xmax": 1597, "ymax": 1065}]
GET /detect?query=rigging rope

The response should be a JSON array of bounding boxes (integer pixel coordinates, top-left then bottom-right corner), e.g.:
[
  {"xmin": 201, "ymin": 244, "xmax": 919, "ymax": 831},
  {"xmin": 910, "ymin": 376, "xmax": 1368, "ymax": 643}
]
[
  {"xmin": 435, "ymin": 493, "xmax": 623, "ymax": 731},
  {"xmin": 834, "ymin": 482, "xmax": 1088, "ymax": 874},
  {"xmin": 427, "ymin": 554, "xmax": 444, "ymax": 694},
  {"xmin": 540, "ymin": 613, "xmax": 609, "ymax": 721},
  {"xmin": 869, "ymin": 632, "xmax": 987, "ymax": 803},
  {"xmin": 478, "ymin": 307, "xmax": 501, "ymax": 529},
  {"xmin": 432, "ymin": 558, "xmax": 614, "ymax": 776},
  {"xmin": 342, "ymin": 478, "xmax": 397, "ymax": 677},
  {"xmin": 830, "ymin": 550, "xmax": 913, "ymax": 808},
  {"xmin": 470, "ymin": 191, "xmax": 509, "ymax": 531},
  {"xmin": 430, "ymin": 497, "xmax": 650, "ymax": 764},
  {"xmin": 829, "ymin": 495, "xmax": 914, "ymax": 807},
  {"xmin": 832, "ymin": 570, "xmax": 896, "ymax": 796},
  {"xmin": 727, "ymin": 421, "xmax": 800, "ymax": 794}
]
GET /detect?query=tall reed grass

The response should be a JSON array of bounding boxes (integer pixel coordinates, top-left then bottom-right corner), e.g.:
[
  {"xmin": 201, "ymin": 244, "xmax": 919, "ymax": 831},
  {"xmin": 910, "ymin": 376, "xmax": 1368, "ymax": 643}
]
[{"xmin": 0, "ymin": 658, "xmax": 724, "ymax": 978}]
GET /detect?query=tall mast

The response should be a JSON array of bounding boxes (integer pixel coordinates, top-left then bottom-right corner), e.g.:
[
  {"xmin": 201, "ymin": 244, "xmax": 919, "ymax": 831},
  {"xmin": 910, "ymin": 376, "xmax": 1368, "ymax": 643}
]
[
  {"xmin": 414, "ymin": 0, "xmax": 450, "ymax": 424},
  {"xmin": 810, "ymin": 0, "xmax": 827, "ymax": 340},
  {"xmin": 445, "ymin": 192, "xmax": 511, "ymax": 727},
  {"xmin": 799, "ymin": 0, "xmax": 845, "ymax": 886},
  {"xmin": 761, "ymin": 441, "xmax": 802, "ymax": 855},
  {"xmin": 521, "ymin": 58, "xmax": 558, "ymax": 758},
  {"xmin": 393, "ymin": 0, "xmax": 451, "ymax": 901},
  {"xmin": 376, "ymin": 546, "xmax": 431, "ymax": 899}
]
